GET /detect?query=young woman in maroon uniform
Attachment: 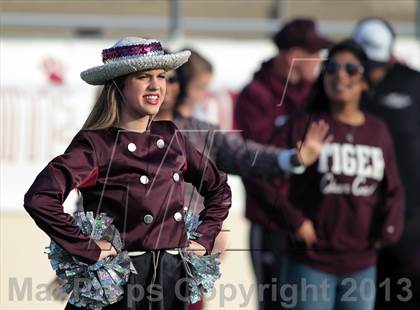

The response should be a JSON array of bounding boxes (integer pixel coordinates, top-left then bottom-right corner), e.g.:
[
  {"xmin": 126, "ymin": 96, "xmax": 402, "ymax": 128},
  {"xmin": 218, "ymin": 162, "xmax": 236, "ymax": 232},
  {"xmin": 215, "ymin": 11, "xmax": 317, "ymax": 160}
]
[
  {"xmin": 24, "ymin": 37, "xmax": 232, "ymax": 309},
  {"xmin": 264, "ymin": 40, "xmax": 405, "ymax": 309}
]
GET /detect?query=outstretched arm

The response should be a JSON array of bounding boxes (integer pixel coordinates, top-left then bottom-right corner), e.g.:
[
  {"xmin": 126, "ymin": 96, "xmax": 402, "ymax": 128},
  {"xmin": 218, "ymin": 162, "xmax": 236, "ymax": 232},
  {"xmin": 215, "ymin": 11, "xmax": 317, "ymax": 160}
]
[{"xmin": 214, "ymin": 120, "xmax": 332, "ymax": 178}]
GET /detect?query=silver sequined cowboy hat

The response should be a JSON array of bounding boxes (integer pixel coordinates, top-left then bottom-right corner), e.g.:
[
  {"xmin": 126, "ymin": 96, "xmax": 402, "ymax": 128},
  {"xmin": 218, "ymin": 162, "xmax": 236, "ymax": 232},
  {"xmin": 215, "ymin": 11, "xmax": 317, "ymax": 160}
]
[{"xmin": 81, "ymin": 37, "xmax": 191, "ymax": 85}]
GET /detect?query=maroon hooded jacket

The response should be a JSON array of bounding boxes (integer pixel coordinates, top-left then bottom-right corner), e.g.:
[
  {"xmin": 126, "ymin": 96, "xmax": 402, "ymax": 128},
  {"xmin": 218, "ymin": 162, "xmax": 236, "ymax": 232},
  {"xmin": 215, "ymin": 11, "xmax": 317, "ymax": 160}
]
[
  {"xmin": 234, "ymin": 59, "xmax": 312, "ymax": 229},
  {"xmin": 24, "ymin": 121, "xmax": 231, "ymax": 264},
  {"xmin": 256, "ymin": 112, "xmax": 405, "ymax": 274}
]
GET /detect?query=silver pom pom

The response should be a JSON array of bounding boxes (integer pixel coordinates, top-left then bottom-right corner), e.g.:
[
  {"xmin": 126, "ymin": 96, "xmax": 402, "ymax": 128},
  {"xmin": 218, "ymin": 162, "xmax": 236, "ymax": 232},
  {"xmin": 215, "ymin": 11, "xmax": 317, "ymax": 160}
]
[
  {"xmin": 45, "ymin": 212, "xmax": 131, "ymax": 309},
  {"xmin": 183, "ymin": 210, "xmax": 221, "ymax": 303}
]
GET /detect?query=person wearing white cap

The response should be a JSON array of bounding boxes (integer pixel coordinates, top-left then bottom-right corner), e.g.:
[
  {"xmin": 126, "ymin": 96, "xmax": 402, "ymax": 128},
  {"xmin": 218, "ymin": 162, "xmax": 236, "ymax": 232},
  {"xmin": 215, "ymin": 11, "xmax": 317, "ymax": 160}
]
[
  {"xmin": 354, "ymin": 18, "xmax": 420, "ymax": 310},
  {"xmin": 353, "ymin": 18, "xmax": 395, "ymax": 65},
  {"xmin": 24, "ymin": 37, "xmax": 232, "ymax": 309}
]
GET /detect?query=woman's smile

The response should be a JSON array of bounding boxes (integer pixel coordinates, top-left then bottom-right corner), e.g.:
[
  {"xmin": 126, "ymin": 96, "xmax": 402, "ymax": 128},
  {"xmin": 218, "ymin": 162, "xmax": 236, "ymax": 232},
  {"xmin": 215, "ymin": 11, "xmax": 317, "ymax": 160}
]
[{"xmin": 143, "ymin": 93, "xmax": 160, "ymax": 105}]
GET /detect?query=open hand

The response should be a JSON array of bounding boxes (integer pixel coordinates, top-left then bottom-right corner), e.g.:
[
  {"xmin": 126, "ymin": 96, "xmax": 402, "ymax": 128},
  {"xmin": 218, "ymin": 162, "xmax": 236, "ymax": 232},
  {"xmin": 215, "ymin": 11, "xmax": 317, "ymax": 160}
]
[{"xmin": 297, "ymin": 120, "xmax": 333, "ymax": 166}]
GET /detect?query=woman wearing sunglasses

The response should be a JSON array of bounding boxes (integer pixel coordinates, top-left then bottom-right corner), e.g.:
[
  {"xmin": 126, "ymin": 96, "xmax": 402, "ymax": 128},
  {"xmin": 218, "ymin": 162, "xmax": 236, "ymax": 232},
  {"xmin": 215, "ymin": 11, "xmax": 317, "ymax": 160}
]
[{"xmin": 261, "ymin": 40, "xmax": 405, "ymax": 310}]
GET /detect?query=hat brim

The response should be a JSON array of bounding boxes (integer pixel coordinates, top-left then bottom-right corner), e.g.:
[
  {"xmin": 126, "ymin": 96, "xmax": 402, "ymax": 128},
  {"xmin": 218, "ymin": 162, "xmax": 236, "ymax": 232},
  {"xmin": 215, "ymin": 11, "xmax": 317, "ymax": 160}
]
[
  {"xmin": 306, "ymin": 37, "xmax": 334, "ymax": 53},
  {"xmin": 80, "ymin": 50, "xmax": 191, "ymax": 85}
]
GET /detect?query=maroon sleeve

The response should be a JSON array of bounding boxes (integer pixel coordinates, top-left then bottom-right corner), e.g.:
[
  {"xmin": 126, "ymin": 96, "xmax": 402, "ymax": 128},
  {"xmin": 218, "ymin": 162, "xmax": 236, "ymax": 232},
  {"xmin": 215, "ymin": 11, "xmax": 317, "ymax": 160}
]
[
  {"xmin": 234, "ymin": 84, "xmax": 276, "ymax": 143},
  {"xmin": 23, "ymin": 130, "xmax": 101, "ymax": 264},
  {"xmin": 181, "ymin": 134, "xmax": 232, "ymax": 253},
  {"xmin": 376, "ymin": 125, "xmax": 405, "ymax": 246}
]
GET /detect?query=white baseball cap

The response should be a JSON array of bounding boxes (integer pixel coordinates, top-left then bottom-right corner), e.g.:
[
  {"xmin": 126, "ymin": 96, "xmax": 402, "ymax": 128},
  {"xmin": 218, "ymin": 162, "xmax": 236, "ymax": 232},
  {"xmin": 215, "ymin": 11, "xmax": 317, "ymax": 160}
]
[{"xmin": 353, "ymin": 19, "xmax": 395, "ymax": 64}]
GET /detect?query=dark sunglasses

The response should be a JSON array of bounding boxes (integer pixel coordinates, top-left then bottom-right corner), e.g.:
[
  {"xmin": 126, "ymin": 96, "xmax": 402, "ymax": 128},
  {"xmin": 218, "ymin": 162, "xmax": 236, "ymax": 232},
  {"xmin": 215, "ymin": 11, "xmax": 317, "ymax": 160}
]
[
  {"xmin": 166, "ymin": 75, "xmax": 179, "ymax": 84},
  {"xmin": 324, "ymin": 61, "xmax": 364, "ymax": 76}
]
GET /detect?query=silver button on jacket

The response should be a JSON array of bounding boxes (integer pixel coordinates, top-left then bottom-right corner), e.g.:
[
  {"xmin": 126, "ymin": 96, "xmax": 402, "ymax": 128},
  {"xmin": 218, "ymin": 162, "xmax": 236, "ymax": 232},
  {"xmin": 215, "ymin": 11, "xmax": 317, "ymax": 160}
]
[
  {"xmin": 173, "ymin": 172, "xmax": 180, "ymax": 182},
  {"xmin": 128, "ymin": 142, "xmax": 136, "ymax": 152},
  {"xmin": 156, "ymin": 138, "xmax": 165, "ymax": 149},
  {"xmin": 139, "ymin": 175, "xmax": 149, "ymax": 185},
  {"xmin": 144, "ymin": 214, "xmax": 153, "ymax": 224},
  {"xmin": 174, "ymin": 212, "xmax": 182, "ymax": 222}
]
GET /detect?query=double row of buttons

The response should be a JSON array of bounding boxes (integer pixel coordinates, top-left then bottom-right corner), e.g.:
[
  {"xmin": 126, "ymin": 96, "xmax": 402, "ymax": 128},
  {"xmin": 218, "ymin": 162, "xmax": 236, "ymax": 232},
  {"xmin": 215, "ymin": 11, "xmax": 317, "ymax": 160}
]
[
  {"xmin": 127, "ymin": 138, "xmax": 165, "ymax": 152},
  {"xmin": 139, "ymin": 172, "xmax": 180, "ymax": 185},
  {"xmin": 127, "ymin": 139, "xmax": 185, "ymax": 225}
]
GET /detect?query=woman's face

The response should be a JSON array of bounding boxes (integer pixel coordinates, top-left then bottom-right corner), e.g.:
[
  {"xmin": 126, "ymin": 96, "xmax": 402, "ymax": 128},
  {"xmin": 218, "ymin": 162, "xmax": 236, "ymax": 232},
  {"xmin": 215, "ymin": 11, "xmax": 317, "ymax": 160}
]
[
  {"xmin": 187, "ymin": 71, "xmax": 212, "ymax": 106},
  {"xmin": 323, "ymin": 51, "xmax": 368, "ymax": 106},
  {"xmin": 121, "ymin": 69, "xmax": 166, "ymax": 117}
]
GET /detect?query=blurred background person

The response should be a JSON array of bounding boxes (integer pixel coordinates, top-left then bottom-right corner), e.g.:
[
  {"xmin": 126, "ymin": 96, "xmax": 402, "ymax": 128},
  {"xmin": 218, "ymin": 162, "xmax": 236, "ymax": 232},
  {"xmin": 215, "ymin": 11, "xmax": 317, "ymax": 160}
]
[
  {"xmin": 233, "ymin": 18, "xmax": 333, "ymax": 310},
  {"xmin": 353, "ymin": 17, "xmax": 420, "ymax": 310},
  {"xmin": 175, "ymin": 49, "xmax": 213, "ymax": 120},
  {"xmin": 267, "ymin": 39, "xmax": 405, "ymax": 310},
  {"xmin": 155, "ymin": 50, "xmax": 331, "ymax": 310}
]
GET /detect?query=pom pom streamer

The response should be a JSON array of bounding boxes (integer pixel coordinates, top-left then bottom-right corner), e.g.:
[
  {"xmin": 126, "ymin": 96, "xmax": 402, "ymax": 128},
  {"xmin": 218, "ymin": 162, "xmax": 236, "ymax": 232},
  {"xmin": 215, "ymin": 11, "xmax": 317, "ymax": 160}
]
[
  {"xmin": 182, "ymin": 210, "xmax": 222, "ymax": 304},
  {"xmin": 45, "ymin": 212, "xmax": 131, "ymax": 309},
  {"xmin": 184, "ymin": 209, "xmax": 203, "ymax": 240}
]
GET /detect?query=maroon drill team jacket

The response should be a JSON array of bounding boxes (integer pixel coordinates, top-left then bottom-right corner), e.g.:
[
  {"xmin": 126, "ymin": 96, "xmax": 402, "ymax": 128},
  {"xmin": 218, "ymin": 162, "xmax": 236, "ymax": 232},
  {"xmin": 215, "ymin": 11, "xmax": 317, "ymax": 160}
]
[
  {"xmin": 234, "ymin": 58, "xmax": 312, "ymax": 229},
  {"xmin": 255, "ymin": 112, "xmax": 405, "ymax": 274},
  {"xmin": 24, "ymin": 121, "xmax": 231, "ymax": 264}
]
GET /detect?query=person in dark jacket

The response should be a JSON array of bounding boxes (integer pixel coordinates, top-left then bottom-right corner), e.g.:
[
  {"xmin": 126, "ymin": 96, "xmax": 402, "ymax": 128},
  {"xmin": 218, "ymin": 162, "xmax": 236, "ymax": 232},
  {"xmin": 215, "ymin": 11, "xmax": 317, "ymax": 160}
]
[
  {"xmin": 261, "ymin": 39, "xmax": 405, "ymax": 310},
  {"xmin": 24, "ymin": 37, "xmax": 231, "ymax": 310},
  {"xmin": 234, "ymin": 18, "xmax": 333, "ymax": 310},
  {"xmin": 353, "ymin": 17, "xmax": 420, "ymax": 310}
]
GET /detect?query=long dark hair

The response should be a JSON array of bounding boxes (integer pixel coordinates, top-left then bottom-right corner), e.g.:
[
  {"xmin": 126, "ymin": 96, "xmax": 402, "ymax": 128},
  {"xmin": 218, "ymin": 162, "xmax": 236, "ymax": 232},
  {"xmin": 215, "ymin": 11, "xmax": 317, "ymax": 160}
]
[
  {"xmin": 175, "ymin": 49, "xmax": 213, "ymax": 109},
  {"xmin": 308, "ymin": 39, "xmax": 371, "ymax": 113}
]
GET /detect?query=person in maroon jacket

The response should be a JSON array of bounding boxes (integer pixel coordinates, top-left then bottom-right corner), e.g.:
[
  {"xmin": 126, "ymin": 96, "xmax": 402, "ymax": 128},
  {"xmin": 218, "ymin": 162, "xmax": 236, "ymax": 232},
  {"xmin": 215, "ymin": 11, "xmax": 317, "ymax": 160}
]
[
  {"xmin": 264, "ymin": 39, "xmax": 405, "ymax": 310},
  {"xmin": 234, "ymin": 18, "xmax": 333, "ymax": 310},
  {"xmin": 23, "ymin": 37, "xmax": 232, "ymax": 309}
]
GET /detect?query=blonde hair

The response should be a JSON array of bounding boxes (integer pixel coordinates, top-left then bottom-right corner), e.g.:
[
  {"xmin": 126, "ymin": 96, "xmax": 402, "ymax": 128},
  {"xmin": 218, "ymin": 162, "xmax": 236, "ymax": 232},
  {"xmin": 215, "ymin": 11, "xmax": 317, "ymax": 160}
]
[{"xmin": 82, "ymin": 78, "xmax": 125, "ymax": 130}]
